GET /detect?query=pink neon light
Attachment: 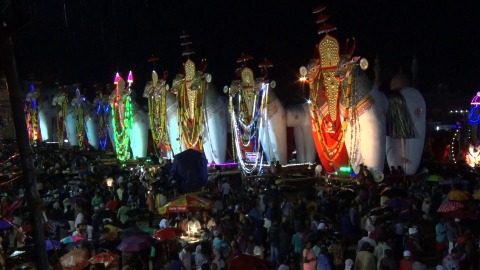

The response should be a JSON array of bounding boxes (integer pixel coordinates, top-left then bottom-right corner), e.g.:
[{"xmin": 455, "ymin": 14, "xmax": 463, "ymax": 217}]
[
  {"xmin": 114, "ymin": 72, "xmax": 121, "ymax": 84},
  {"xmin": 471, "ymin": 92, "xmax": 480, "ymax": 105},
  {"xmin": 127, "ymin": 71, "xmax": 134, "ymax": 84}
]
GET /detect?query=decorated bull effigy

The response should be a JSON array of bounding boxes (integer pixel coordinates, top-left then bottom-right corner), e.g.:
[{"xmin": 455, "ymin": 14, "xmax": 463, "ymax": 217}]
[
  {"xmin": 227, "ymin": 55, "xmax": 287, "ymax": 173},
  {"xmin": 303, "ymin": 5, "xmax": 426, "ymax": 177},
  {"xmin": 109, "ymin": 73, "xmax": 134, "ymax": 161},
  {"xmin": 24, "ymin": 84, "xmax": 41, "ymax": 144},
  {"xmin": 304, "ymin": 5, "xmax": 385, "ymax": 175},
  {"xmin": 170, "ymin": 34, "xmax": 227, "ymax": 164},
  {"xmin": 93, "ymin": 84, "xmax": 111, "ymax": 150},
  {"xmin": 52, "ymin": 86, "xmax": 68, "ymax": 148},
  {"xmin": 143, "ymin": 70, "xmax": 171, "ymax": 159},
  {"xmin": 71, "ymin": 87, "xmax": 87, "ymax": 149}
]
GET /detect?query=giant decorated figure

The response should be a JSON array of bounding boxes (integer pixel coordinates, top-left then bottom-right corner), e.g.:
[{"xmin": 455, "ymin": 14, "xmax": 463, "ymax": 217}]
[
  {"xmin": 169, "ymin": 34, "xmax": 227, "ymax": 164},
  {"xmin": 109, "ymin": 72, "xmax": 148, "ymax": 161},
  {"xmin": 304, "ymin": 7, "xmax": 385, "ymax": 174},
  {"xmin": 227, "ymin": 55, "xmax": 287, "ymax": 173}
]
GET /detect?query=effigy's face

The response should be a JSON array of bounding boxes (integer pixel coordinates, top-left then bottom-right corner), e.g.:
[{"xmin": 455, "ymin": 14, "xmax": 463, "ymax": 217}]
[
  {"xmin": 305, "ymin": 60, "xmax": 320, "ymax": 84},
  {"xmin": 239, "ymin": 67, "xmax": 256, "ymax": 122}
]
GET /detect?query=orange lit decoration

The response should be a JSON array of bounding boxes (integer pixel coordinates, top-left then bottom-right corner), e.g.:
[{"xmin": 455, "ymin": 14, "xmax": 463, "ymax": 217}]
[
  {"xmin": 52, "ymin": 86, "xmax": 68, "ymax": 147},
  {"xmin": 465, "ymin": 144, "xmax": 480, "ymax": 167},
  {"xmin": 24, "ymin": 84, "xmax": 41, "ymax": 144},
  {"xmin": 307, "ymin": 34, "xmax": 349, "ymax": 172}
]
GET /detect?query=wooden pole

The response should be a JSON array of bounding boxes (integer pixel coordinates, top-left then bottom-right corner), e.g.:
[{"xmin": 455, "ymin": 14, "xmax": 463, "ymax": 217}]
[{"xmin": 0, "ymin": 25, "xmax": 50, "ymax": 270}]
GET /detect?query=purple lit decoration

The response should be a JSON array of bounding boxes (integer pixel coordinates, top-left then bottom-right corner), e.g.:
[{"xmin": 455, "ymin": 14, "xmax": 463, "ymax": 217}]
[
  {"xmin": 127, "ymin": 71, "xmax": 134, "ymax": 86},
  {"xmin": 208, "ymin": 162, "xmax": 238, "ymax": 167},
  {"xmin": 96, "ymin": 101, "xmax": 109, "ymax": 150},
  {"xmin": 29, "ymin": 84, "xmax": 37, "ymax": 110},
  {"xmin": 469, "ymin": 92, "xmax": 480, "ymax": 124},
  {"xmin": 114, "ymin": 72, "xmax": 121, "ymax": 84}
]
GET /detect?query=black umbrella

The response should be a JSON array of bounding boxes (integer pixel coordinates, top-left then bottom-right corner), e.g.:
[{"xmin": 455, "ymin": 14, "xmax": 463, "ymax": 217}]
[
  {"xmin": 369, "ymin": 205, "xmax": 393, "ymax": 217},
  {"xmin": 118, "ymin": 227, "xmax": 150, "ymax": 240},
  {"xmin": 336, "ymin": 188, "xmax": 356, "ymax": 200},
  {"xmin": 96, "ymin": 239, "xmax": 122, "ymax": 253},
  {"xmin": 380, "ymin": 187, "xmax": 409, "ymax": 198}
]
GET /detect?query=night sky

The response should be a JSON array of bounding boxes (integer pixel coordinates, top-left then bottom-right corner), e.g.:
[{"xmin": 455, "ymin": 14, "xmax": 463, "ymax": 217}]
[{"xmin": 7, "ymin": 0, "xmax": 480, "ymax": 105}]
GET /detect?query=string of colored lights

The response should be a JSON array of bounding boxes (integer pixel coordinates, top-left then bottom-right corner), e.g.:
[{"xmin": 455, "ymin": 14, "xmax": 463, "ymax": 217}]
[
  {"xmin": 111, "ymin": 74, "xmax": 133, "ymax": 161},
  {"xmin": 111, "ymin": 95, "xmax": 132, "ymax": 161},
  {"xmin": 96, "ymin": 99, "xmax": 110, "ymax": 150},
  {"xmin": 229, "ymin": 83, "xmax": 268, "ymax": 174}
]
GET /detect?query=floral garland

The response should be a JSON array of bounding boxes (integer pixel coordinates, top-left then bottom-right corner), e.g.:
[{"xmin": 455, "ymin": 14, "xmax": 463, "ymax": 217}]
[
  {"xmin": 229, "ymin": 81, "xmax": 268, "ymax": 174},
  {"xmin": 146, "ymin": 83, "xmax": 169, "ymax": 151},
  {"xmin": 176, "ymin": 74, "xmax": 205, "ymax": 150}
]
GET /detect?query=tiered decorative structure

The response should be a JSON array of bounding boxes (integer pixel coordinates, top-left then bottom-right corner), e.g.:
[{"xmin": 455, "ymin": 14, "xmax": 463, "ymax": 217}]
[
  {"xmin": 24, "ymin": 83, "xmax": 41, "ymax": 144},
  {"xmin": 143, "ymin": 69, "xmax": 171, "ymax": 157},
  {"xmin": 110, "ymin": 73, "xmax": 133, "ymax": 161},
  {"xmin": 227, "ymin": 55, "xmax": 272, "ymax": 173},
  {"xmin": 170, "ymin": 33, "xmax": 207, "ymax": 150},
  {"xmin": 93, "ymin": 84, "xmax": 111, "ymax": 150},
  {"xmin": 71, "ymin": 87, "xmax": 87, "ymax": 148}
]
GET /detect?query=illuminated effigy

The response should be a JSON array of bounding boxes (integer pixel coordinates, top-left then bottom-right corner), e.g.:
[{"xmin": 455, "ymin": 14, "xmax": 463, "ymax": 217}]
[
  {"xmin": 71, "ymin": 87, "xmax": 87, "ymax": 148},
  {"xmin": 24, "ymin": 84, "xmax": 41, "ymax": 144},
  {"xmin": 144, "ymin": 70, "xmax": 171, "ymax": 158},
  {"xmin": 226, "ymin": 55, "xmax": 286, "ymax": 173},
  {"xmin": 93, "ymin": 84, "xmax": 111, "ymax": 150},
  {"xmin": 52, "ymin": 86, "xmax": 68, "ymax": 147},
  {"xmin": 110, "ymin": 73, "xmax": 133, "ymax": 161}
]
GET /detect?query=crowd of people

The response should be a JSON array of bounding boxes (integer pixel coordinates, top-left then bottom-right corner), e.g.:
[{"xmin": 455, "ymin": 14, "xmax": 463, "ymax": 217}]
[{"xmin": 0, "ymin": 160, "xmax": 480, "ymax": 270}]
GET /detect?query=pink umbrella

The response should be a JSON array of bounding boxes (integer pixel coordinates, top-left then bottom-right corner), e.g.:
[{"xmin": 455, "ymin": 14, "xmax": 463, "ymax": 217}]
[
  {"xmin": 61, "ymin": 235, "xmax": 84, "ymax": 244},
  {"xmin": 437, "ymin": 201, "xmax": 464, "ymax": 213}
]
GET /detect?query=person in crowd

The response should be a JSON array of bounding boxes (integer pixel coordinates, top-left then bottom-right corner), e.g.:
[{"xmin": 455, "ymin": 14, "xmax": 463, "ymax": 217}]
[
  {"xmin": 195, "ymin": 244, "xmax": 208, "ymax": 270},
  {"xmin": 354, "ymin": 242, "xmax": 375, "ymax": 270},
  {"xmin": 405, "ymin": 227, "xmax": 423, "ymax": 260},
  {"xmin": 378, "ymin": 249, "xmax": 397, "ymax": 270},
  {"xmin": 399, "ymin": 250, "xmax": 414, "ymax": 270},
  {"xmin": 269, "ymin": 219, "xmax": 281, "ymax": 264},
  {"xmin": 179, "ymin": 242, "xmax": 192, "ymax": 270},
  {"xmin": 442, "ymin": 248, "xmax": 460, "ymax": 270},
  {"xmin": 435, "ymin": 217, "xmax": 448, "ymax": 261},
  {"xmin": 303, "ymin": 241, "xmax": 317, "ymax": 270},
  {"xmin": 373, "ymin": 236, "xmax": 391, "ymax": 270}
]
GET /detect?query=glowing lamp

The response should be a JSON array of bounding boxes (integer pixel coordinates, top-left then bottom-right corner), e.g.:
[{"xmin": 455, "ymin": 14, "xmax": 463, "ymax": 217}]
[
  {"xmin": 127, "ymin": 71, "xmax": 134, "ymax": 85},
  {"xmin": 339, "ymin": 166, "xmax": 351, "ymax": 173},
  {"xmin": 106, "ymin": 177, "xmax": 114, "ymax": 187},
  {"xmin": 114, "ymin": 72, "xmax": 121, "ymax": 84}
]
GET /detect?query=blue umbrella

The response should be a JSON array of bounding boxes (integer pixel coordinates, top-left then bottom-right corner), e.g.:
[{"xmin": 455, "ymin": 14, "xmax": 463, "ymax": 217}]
[
  {"xmin": 46, "ymin": 239, "xmax": 61, "ymax": 251},
  {"xmin": 0, "ymin": 219, "xmax": 12, "ymax": 230}
]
